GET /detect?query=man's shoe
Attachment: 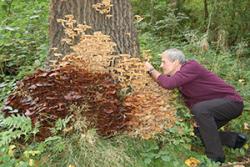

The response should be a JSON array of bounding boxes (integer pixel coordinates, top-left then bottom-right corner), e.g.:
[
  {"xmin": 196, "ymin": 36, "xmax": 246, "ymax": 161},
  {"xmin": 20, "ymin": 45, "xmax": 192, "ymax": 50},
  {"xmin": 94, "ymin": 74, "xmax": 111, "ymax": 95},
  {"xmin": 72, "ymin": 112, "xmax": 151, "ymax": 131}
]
[
  {"xmin": 210, "ymin": 156, "xmax": 225, "ymax": 163},
  {"xmin": 234, "ymin": 134, "xmax": 247, "ymax": 149}
]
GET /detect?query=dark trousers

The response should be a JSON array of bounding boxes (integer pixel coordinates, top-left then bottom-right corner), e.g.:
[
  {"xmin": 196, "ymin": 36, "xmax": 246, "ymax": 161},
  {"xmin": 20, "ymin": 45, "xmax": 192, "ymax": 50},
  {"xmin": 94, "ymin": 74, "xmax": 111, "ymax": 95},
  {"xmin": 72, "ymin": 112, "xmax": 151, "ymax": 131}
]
[{"xmin": 191, "ymin": 98, "xmax": 244, "ymax": 160}]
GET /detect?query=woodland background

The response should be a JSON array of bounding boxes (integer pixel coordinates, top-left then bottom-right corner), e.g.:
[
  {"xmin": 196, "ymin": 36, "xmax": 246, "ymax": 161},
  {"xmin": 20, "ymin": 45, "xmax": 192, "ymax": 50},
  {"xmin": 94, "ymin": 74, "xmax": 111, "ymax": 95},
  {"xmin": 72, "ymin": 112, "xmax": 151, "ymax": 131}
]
[{"xmin": 0, "ymin": 0, "xmax": 250, "ymax": 167}]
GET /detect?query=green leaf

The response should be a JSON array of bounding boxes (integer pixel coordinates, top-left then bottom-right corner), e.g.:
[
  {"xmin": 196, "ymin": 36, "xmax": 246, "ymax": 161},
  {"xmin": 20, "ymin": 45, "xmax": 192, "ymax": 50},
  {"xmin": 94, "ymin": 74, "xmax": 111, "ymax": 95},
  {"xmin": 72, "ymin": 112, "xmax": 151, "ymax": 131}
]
[
  {"xmin": 30, "ymin": 15, "xmax": 39, "ymax": 19},
  {"xmin": 161, "ymin": 155, "xmax": 170, "ymax": 162},
  {"xmin": 141, "ymin": 152, "xmax": 156, "ymax": 159},
  {"xmin": 144, "ymin": 158, "xmax": 152, "ymax": 165},
  {"xmin": 0, "ymin": 26, "xmax": 19, "ymax": 31}
]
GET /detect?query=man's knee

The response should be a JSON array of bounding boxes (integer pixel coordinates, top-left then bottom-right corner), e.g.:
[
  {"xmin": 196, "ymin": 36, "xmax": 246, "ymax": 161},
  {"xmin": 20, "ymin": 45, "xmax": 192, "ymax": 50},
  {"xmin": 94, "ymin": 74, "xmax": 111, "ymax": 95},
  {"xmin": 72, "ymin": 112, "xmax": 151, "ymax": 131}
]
[
  {"xmin": 191, "ymin": 103, "xmax": 203, "ymax": 115},
  {"xmin": 191, "ymin": 103, "xmax": 210, "ymax": 118}
]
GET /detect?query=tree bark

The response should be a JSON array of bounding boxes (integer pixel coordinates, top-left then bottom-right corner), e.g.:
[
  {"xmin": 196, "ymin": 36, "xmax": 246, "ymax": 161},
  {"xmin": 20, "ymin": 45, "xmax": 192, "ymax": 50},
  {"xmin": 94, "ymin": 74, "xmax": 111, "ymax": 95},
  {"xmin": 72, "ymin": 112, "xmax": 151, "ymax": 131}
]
[
  {"xmin": 150, "ymin": 0, "xmax": 155, "ymax": 24},
  {"xmin": 47, "ymin": 0, "xmax": 140, "ymax": 64},
  {"xmin": 204, "ymin": 0, "xmax": 209, "ymax": 25},
  {"xmin": 169, "ymin": 0, "xmax": 185, "ymax": 15}
]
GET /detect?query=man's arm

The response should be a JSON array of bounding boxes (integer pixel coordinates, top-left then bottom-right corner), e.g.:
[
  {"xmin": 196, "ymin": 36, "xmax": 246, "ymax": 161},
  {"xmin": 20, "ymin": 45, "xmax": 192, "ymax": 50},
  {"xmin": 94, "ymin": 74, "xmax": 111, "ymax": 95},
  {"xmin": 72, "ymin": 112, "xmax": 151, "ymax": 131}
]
[
  {"xmin": 148, "ymin": 69, "xmax": 161, "ymax": 81},
  {"xmin": 145, "ymin": 61, "xmax": 200, "ymax": 89}
]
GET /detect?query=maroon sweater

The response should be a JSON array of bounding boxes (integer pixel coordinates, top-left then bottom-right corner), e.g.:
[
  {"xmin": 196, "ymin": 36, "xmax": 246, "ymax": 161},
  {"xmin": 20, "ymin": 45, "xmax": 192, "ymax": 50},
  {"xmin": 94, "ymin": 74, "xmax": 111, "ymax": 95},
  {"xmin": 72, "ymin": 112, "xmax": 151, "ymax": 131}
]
[{"xmin": 157, "ymin": 60, "xmax": 243, "ymax": 108}]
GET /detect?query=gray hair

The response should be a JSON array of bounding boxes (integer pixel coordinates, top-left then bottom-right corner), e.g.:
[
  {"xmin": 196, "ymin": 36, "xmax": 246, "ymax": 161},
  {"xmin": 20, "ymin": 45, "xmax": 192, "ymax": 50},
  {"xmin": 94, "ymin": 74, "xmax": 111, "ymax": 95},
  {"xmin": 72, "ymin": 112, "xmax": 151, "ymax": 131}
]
[{"xmin": 162, "ymin": 48, "xmax": 186, "ymax": 64}]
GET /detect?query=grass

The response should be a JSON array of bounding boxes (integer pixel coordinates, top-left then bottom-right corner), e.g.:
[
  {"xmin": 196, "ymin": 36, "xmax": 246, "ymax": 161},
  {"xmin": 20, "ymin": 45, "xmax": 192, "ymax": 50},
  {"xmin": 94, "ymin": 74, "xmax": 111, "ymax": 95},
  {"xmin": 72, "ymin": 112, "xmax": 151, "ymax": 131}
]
[
  {"xmin": 0, "ymin": 1, "xmax": 250, "ymax": 167},
  {"xmin": 41, "ymin": 131, "xmax": 135, "ymax": 167}
]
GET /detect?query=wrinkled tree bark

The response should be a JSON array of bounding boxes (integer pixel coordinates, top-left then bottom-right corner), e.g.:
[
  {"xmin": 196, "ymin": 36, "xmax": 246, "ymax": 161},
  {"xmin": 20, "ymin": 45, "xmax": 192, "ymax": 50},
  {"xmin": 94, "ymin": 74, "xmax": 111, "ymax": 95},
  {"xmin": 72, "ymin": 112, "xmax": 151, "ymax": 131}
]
[
  {"xmin": 47, "ymin": 0, "xmax": 140, "ymax": 65},
  {"xmin": 204, "ymin": 0, "xmax": 209, "ymax": 25}
]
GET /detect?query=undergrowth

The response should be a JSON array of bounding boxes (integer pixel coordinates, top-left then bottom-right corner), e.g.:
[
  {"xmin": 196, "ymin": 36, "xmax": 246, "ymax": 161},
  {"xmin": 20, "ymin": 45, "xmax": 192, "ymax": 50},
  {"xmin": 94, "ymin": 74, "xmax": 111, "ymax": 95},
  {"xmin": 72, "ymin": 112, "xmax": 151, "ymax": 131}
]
[{"xmin": 0, "ymin": 1, "xmax": 249, "ymax": 167}]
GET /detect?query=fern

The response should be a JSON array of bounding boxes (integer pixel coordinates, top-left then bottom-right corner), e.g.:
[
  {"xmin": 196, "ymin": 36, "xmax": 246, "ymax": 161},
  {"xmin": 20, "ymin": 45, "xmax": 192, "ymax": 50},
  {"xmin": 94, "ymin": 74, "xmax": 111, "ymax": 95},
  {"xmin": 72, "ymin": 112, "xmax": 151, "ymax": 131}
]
[
  {"xmin": 0, "ymin": 114, "xmax": 33, "ymax": 146},
  {"xmin": 2, "ymin": 115, "xmax": 32, "ymax": 132},
  {"xmin": 51, "ymin": 115, "xmax": 73, "ymax": 135},
  {"xmin": 0, "ymin": 130, "xmax": 24, "ymax": 146}
]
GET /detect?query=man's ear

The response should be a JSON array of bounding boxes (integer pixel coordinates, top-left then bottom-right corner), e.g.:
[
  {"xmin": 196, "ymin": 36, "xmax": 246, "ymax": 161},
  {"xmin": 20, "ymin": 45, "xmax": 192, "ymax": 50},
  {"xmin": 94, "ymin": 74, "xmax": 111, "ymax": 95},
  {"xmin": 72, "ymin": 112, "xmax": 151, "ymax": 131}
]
[{"xmin": 173, "ymin": 60, "xmax": 179, "ymax": 65}]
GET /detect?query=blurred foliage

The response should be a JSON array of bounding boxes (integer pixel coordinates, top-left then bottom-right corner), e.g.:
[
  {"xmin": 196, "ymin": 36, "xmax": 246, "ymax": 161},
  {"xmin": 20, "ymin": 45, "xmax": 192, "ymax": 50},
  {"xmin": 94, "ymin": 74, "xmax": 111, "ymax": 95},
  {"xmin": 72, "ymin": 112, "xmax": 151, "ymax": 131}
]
[
  {"xmin": 131, "ymin": 0, "xmax": 250, "ymax": 54},
  {"xmin": 0, "ymin": 0, "xmax": 249, "ymax": 167},
  {"xmin": 0, "ymin": 0, "xmax": 49, "ymax": 81}
]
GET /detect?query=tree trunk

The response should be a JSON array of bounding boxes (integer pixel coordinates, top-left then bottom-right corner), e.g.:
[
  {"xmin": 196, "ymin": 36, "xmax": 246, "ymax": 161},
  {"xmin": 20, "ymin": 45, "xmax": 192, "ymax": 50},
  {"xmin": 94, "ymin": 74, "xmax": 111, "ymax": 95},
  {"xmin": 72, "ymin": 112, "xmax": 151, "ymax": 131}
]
[
  {"xmin": 170, "ymin": 0, "xmax": 185, "ymax": 15},
  {"xmin": 150, "ymin": 0, "xmax": 155, "ymax": 24},
  {"xmin": 204, "ymin": 0, "xmax": 209, "ymax": 26},
  {"xmin": 47, "ymin": 0, "xmax": 140, "ymax": 64}
]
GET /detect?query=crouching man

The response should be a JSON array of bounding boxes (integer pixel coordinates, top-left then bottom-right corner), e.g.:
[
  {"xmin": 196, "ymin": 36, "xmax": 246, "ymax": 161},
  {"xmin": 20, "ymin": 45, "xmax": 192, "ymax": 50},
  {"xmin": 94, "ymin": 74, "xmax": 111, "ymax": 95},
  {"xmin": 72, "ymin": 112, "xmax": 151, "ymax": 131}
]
[{"xmin": 145, "ymin": 48, "xmax": 246, "ymax": 163}]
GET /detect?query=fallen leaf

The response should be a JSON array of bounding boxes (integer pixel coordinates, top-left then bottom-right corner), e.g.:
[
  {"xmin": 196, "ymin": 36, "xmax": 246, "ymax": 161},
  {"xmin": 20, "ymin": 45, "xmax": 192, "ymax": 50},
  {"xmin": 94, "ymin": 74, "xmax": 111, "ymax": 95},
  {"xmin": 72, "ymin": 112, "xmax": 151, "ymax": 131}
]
[
  {"xmin": 8, "ymin": 145, "xmax": 16, "ymax": 157},
  {"xmin": 29, "ymin": 159, "xmax": 34, "ymax": 166},
  {"xmin": 185, "ymin": 157, "xmax": 200, "ymax": 167},
  {"xmin": 244, "ymin": 123, "xmax": 249, "ymax": 130}
]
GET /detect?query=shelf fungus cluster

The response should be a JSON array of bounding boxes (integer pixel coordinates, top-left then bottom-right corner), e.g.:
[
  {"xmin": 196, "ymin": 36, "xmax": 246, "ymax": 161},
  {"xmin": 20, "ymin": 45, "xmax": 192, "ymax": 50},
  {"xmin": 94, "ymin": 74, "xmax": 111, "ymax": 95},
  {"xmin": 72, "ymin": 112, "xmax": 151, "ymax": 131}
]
[{"xmin": 2, "ymin": 15, "xmax": 176, "ymax": 140}]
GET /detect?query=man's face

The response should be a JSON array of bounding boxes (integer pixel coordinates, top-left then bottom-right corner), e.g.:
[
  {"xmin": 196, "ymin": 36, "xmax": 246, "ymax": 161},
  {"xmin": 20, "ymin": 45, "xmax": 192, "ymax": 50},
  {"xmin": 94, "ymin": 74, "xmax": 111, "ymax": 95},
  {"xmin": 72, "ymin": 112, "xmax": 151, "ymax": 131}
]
[{"xmin": 160, "ymin": 54, "xmax": 178, "ymax": 76}]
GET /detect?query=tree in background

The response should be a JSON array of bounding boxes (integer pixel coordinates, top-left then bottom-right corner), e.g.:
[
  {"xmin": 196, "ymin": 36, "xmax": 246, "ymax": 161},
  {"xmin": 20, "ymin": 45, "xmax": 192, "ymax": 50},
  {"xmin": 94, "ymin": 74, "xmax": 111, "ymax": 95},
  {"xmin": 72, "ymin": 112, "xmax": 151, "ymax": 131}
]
[
  {"xmin": 131, "ymin": 0, "xmax": 250, "ymax": 52},
  {"xmin": 210, "ymin": 0, "xmax": 250, "ymax": 49}
]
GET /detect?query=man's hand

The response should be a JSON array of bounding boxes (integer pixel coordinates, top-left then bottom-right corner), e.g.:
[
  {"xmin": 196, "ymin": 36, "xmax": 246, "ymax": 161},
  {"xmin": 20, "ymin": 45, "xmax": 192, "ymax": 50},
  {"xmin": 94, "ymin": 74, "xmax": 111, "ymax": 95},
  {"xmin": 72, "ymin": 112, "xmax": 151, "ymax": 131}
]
[
  {"xmin": 145, "ymin": 62, "xmax": 161, "ymax": 80},
  {"xmin": 145, "ymin": 62, "xmax": 154, "ymax": 72}
]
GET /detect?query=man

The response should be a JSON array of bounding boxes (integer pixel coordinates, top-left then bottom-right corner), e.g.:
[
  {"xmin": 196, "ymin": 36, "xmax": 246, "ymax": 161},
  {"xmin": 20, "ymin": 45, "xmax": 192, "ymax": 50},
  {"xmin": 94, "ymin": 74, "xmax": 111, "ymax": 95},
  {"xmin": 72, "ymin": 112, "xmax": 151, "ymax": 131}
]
[{"xmin": 145, "ymin": 48, "xmax": 246, "ymax": 163}]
